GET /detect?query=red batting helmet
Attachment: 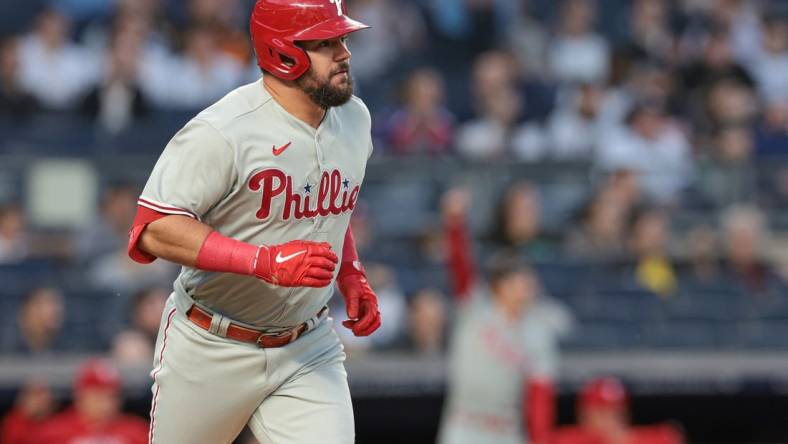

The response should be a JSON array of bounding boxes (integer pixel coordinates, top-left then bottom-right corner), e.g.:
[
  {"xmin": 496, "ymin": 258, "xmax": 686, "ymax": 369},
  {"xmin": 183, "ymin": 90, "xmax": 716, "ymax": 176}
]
[
  {"xmin": 579, "ymin": 377, "xmax": 628, "ymax": 411},
  {"xmin": 250, "ymin": 0, "xmax": 370, "ymax": 81}
]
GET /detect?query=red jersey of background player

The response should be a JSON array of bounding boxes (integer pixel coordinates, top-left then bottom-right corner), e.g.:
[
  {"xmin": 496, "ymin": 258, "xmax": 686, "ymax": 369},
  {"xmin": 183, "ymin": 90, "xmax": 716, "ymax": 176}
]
[
  {"xmin": 551, "ymin": 378, "xmax": 684, "ymax": 444},
  {"xmin": 34, "ymin": 407, "xmax": 148, "ymax": 444},
  {"xmin": 4, "ymin": 359, "xmax": 148, "ymax": 444}
]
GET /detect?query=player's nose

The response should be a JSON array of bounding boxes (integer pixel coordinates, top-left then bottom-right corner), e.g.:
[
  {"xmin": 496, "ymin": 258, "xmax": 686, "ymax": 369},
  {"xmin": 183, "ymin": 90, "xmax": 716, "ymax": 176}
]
[{"xmin": 335, "ymin": 39, "xmax": 351, "ymax": 61}]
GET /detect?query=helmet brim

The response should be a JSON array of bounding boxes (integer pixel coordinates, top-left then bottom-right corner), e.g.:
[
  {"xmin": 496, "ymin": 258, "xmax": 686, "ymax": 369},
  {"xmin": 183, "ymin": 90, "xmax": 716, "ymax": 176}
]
[{"xmin": 290, "ymin": 15, "xmax": 370, "ymax": 42}]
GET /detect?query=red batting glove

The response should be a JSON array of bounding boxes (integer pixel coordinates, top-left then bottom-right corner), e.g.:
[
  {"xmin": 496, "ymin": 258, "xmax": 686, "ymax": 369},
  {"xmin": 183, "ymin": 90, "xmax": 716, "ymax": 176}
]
[
  {"xmin": 338, "ymin": 263, "xmax": 381, "ymax": 336},
  {"xmin": 254, "ymin": 241, "xmax": 338, "ymax": 288}
]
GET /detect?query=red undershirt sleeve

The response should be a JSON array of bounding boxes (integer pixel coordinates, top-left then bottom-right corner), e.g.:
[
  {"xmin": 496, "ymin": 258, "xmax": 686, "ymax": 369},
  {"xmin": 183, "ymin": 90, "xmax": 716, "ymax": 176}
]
[
  {"xmin": 445, "ymin": 215, "xmax": 476, "ymax": 302},
  {"xmin": 127, "ymin": 205, "xmax": 169, "ymax": 264},
  {"xmin": 525, "ymin": 378, "xmax": 556, "ymax": 444}
]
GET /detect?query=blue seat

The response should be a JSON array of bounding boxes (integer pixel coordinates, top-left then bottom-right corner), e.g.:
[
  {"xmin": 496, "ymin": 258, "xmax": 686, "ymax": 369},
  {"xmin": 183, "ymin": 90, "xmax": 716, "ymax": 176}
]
[
  {"xmin": 0, "ymin": 260, "xmax": 62, "ymax": 294},
  {"xmin": 563, "ymin": 321, "xmax": 643, "ymax": 350},
  {"xmin": 641, "ymin": 320, "xmax": 728, "ymax": 349}
]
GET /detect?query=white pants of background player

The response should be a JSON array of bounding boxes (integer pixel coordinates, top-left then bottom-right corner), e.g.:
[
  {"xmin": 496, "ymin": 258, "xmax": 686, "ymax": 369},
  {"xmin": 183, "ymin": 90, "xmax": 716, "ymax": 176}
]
[{"xmin": 148, "ymin": 295, "xmax": 354, "ymax": 443}]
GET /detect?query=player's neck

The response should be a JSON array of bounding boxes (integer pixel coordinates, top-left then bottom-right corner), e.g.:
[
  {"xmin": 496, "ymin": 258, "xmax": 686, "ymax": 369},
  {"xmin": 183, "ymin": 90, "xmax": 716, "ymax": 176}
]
[{"xmin": 263, "ymin": 76, "xmax": 326, "ymax": 129}]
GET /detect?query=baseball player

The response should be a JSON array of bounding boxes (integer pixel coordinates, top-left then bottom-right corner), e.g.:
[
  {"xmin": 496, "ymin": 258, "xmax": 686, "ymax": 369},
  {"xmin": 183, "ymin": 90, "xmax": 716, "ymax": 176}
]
[
  {"xmin": 126, "ymin": 1, "xmax": 381, "ymax": 442},
  {"xmin": 551, "ymin": 378, "xmax": 684, "ymax": 444},
  {"xmin": 437, "ymin": 188, "xmax": 560, "ymax": 444}
]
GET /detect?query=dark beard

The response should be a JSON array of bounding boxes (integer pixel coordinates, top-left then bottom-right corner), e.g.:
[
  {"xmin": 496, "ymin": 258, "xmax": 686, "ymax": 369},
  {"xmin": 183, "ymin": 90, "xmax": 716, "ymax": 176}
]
[{"xmin": 297, "ymin": 65, "xmax": 354, "ymax": 109}]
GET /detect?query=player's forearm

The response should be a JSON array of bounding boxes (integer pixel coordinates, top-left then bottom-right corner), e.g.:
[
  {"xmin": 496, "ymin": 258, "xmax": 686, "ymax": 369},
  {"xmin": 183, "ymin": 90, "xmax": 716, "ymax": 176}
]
[
  {"xmin": 526, "ymin": 378, "xmax": 556, "ymax": 444},
  {"xmin": 138, "ymin": 215, "xmax": 213, "ymax": 267}
]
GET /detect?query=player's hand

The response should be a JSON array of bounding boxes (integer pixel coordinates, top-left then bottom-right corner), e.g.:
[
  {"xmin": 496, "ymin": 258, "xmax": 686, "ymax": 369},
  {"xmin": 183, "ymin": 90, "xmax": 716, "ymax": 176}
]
[
  {"xmin": 338, "ymin": 272, "xmax": 381, "ymax": 337},
  {"xmin": 254, "ymin": 241, "xmax": 338, "ymax": 288}
]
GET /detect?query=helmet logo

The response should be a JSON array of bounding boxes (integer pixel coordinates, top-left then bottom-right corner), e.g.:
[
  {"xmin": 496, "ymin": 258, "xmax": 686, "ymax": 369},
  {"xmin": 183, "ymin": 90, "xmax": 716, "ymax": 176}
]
[{"xmin": 328, "ymin": 0, "xmax": 343, "ymax": 16}]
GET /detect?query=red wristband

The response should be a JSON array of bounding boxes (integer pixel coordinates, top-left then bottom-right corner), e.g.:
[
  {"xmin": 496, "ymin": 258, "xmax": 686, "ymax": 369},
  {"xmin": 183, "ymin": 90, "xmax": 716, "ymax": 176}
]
[{"xmin": 195, "ymin": 231, "xmax": 259, "ymax": 276}]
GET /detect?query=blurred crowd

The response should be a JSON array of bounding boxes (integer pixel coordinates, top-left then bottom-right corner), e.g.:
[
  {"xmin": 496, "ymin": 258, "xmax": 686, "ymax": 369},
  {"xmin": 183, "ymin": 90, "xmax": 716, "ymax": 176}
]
[
  {"xmin": 1, "ymin": 0, "xmax": 787, "ymax": 441},
  {"xmin": 0, "ymin": 0, "xmax": 785, "ymax": 366},
  {"xmin": 0, "ymin": 0, "xmax": 785, "ymax": 347}
]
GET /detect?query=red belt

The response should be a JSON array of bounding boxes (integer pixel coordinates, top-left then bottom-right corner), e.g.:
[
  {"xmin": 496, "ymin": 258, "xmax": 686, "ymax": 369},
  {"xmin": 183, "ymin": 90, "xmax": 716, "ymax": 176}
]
[{"xmin": 187, "ymin": 305, "xmax": 327, "ymax": 348}]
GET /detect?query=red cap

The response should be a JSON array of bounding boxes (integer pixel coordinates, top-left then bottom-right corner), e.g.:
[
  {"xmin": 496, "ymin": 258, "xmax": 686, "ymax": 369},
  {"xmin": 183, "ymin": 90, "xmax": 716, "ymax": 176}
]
[
  {"xmin": 74, "ymin": 359, "xmax": 121, "ymax": 392},
  {"xmin": 579, "ymin": 377, "xmax": 628, "ymax": 410}
]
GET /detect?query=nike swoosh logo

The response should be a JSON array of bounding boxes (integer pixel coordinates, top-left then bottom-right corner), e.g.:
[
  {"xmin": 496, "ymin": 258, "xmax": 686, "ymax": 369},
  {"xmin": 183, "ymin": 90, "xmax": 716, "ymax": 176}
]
[
  {"xmin": 275, "ymin": 250, "xmax": 306, "ymax": 264},
  {"xmin": 273, "ymin": 142, "xmax": 292, "ymax": 156}
]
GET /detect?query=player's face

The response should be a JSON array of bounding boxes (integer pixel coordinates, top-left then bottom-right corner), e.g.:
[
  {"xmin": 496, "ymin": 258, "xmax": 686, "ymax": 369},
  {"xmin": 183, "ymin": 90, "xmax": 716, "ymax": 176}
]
[
  {"xmin": 493, "ymin": 271, "xmax": 537, "ymax": 318},
  {"xmin": 297, "ymin": 36, "xmax": 353, "ymax": 108}
]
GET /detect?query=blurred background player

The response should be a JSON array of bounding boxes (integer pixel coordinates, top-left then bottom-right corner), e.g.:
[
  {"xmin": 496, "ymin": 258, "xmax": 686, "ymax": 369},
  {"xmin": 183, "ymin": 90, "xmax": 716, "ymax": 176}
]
[
  {"xmin": 437, "ymin": 187, "xmax": 570, "ymax": 444},
  {"xmin": 552, "ymin": 377, "xmax": 684, "ymax": 444},
  {"xmin": 2, "ymin": 359, "xmax": 148, "ymax": 444}
]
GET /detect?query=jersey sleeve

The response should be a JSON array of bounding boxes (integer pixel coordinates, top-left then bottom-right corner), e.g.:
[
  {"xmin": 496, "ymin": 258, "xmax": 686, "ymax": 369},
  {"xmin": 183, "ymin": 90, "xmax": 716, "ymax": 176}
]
[{"xmin": 138, "ymin": 118, "xmax": 236, "ymax": 220}]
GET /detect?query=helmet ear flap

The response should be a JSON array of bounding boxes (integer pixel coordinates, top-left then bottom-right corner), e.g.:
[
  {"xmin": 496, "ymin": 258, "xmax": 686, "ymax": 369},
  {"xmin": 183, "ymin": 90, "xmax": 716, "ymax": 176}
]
[{"xmin": 255, "ymin": 37, "xmax": 311, "ymax": 81}]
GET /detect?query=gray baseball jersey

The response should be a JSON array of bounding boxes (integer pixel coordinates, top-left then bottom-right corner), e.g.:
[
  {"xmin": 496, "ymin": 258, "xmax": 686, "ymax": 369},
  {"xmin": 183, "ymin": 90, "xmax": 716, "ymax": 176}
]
[
  {"xmin": 438, "ymin": 287, "xmax": 559, "ymax": 444},
  {"xmin": 138, "ymin": 78, "xmax": 372, "ymax": 328}
]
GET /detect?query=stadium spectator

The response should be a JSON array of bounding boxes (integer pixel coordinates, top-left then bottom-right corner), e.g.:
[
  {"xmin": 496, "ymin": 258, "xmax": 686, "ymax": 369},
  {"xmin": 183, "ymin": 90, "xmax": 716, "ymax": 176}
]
[
  {"xmin": 16, "ymin": 9, "xmax": 100, "ymax": 110},
  {"xmin": 185, "ymin": 0, "xmax": 249, "ymax": 64},
  {"xmin": 505, "ymin": 1, "xmax": 549, "ymax": 79},
  {"xmin": 628, "ymin": 208, "xmax": 677, "ymax": 297},
  {"xmin": 680, "ymin": 224, "xmax": 722, "ymax": 286},
  {"xmin": 462, "ymin": 48, "xmax": 556, "ymax": 125},
  {"xmin": 750, "ymin": 17, "xmax": 788, "ymax": 102},
  {"xmin": 403, "ymin": 288, "xmax": 448, "ymax": 355},
  {"xmin": 595, "ymin": 102, "xmax": 693, "ymax": 204},
  {"xmin": 704, "ymin": 77, "xmax": 758, "ymax": 130},
  {"xmin": 697, "ymin": 125, "xmax": 757, "ymax": 206},
  {"xmin": 469, "ymin": 50, "xmax": 519, "ymax": 109},
  {"xmin": 706, "ymin": 0, "xmax": 764, "ymax": 64},
  {"xmin": 347, "ymin": 0, "xmax": 425, "ymax": 91},
  {"xmin": 601, "ymin": 61, "xmax": 674, "ymax": 130},
  {"xmin": 624, "ymin": 0, "xmax": 674, "ymax": 62},
  {"xmin": 721, "ymin": 205, "xmax": 782, "ymax": 296},
  {"xmin": 565, "ymin": 179, "xmax": 634, "ymax": 261},
  {"xmin": 81, "ymin": 25, "xmax": 150, "ymax": 134},
  {"xmin": 86, "ymin": 246, "xmax": 176, "ymax": 294},
  {"xmin": 456, "ymin": 84, "xmax": 524, "ymax": 160},
  {"xmin": 130, "ymin": 286, "xmax": 167, "ymax": 343},
  {"xmin": 0, "ymin": 37, "xmax": 38, "ymax": 120},
  {"xmin": 1, "ymin": 378, "xmax": 56, "ymax": 444},
  {"xmin": 542, "ymin": 83, "xmax": 608, "ymax": 160},
  {"xmin": 33, "ymin": 359, "xmax": 148, "ymax": 443},
  {"xmin": 0, "ymin": 204, "xmax": 30, "ymax": 264},
  {"xmin": 680, "ymin": 25, "xmax": 754, "ymax": 93},
  {"xmin": 106, "ymin": 287, "xmax": 163, "ymax": 367},
  {"xmin": 384, "ymin": 68, "xmax": 455, "ymax": 156},
  {"xmin": 109, "ymin": 285, "xmax": 168, "ymax": 364},
  {"xmin": 77, "ymin": 184, "xmax": 139, "ymax": 263},
  {"xmin": 488, "ymin": 181, "xmax": 557, "ymax": 261},
  {"xmin": 111, "ymin": 330, "xmax": 154, "ymax": 366},
  {"xmin": 141, "ymin": 25, "xmax": 243, "ymax": 110},
  {"xmin": 8, "ymin": 287, "xmax": 65, "ymax": 355},
  {"xmin": 547, "ymin": 0, "xmax": 610, "ymax": 85},
  {"xmin": 680, "ymin": 26, "xmax": 757, "ymax": 134},
  {"xmin": 551, "ymin": 377, "xmax": 684, "ymax": 444},
  {"xmin": 79, "ymin": 183, "xmax": 177, "ymax": 293},
  {"xmin": 755, "ymin": 100, "xmax": 788, "ymax": 157}
]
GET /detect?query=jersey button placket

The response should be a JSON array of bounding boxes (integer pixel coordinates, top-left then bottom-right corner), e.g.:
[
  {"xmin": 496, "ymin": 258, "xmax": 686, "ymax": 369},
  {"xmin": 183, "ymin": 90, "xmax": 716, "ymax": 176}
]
[{"xmin": 313, "ymin": 130, "xmax": 325, "ymax": 232}]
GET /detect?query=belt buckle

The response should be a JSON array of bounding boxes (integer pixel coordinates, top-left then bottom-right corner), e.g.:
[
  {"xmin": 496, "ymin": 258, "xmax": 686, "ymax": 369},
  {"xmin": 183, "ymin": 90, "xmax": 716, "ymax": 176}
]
[{"xmin": 255, "ymin": 325, "xmax": 300, "ymax": 348}]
